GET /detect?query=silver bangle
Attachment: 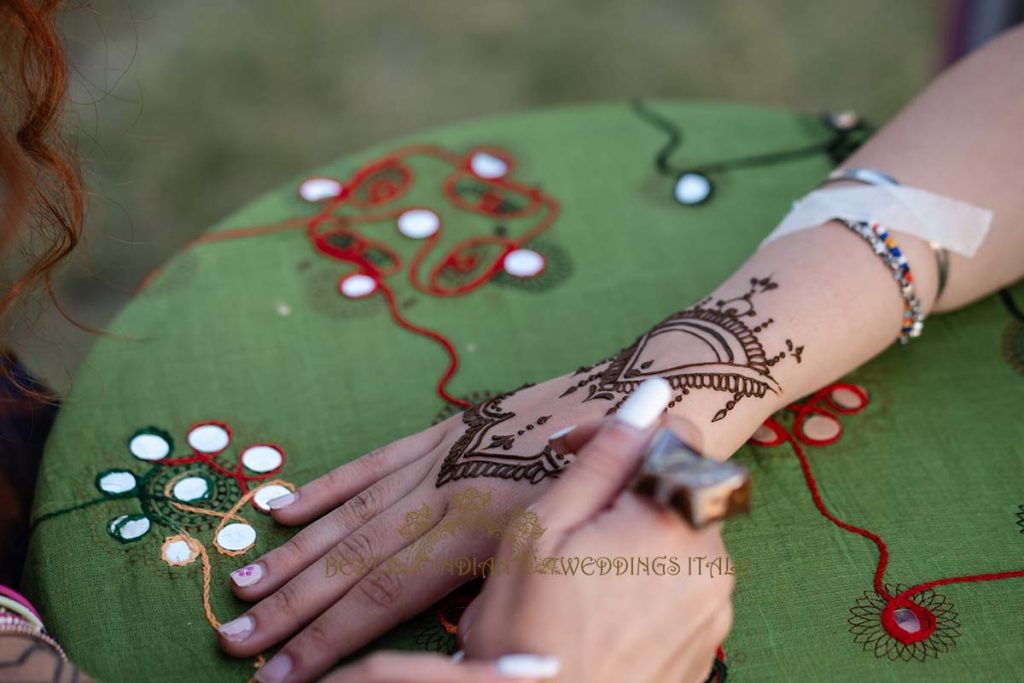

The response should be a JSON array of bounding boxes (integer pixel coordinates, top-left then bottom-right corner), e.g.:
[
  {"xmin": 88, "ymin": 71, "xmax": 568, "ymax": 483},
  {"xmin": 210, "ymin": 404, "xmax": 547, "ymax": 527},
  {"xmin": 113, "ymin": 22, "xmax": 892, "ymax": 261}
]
[
  {"xmin": 827, "ymin": 165, "xmax": 901, "ymax": 187},
  {"xmin": 930, "ymin": 240, "xmax": 949, "ymax": 306},
  {"xmin": 833, "ymin": 217, "xmax": 925, "ymax": 344},
  {"xmin": 824, "ymin": 166, "xmax": 900, "ymax": 187}
]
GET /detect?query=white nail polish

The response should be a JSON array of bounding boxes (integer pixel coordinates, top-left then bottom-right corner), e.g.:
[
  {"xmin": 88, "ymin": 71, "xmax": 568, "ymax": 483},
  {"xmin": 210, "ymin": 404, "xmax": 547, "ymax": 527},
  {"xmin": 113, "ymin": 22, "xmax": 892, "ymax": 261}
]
[
  {"xmin": 547, "ymin": 425, "xmax": 576, "ymax": 441},
  {"xmin": 230, "ymin": 563, "xmax": 263, "ymax": 588},
  {"xmin": 495, "ymin": 654, "xmax": 561, "ymax": 678},
  {"xmin": 217, "ymin": 615, "xmax": 254, "ymax": 642},
  {"xmin": 451, "ymin": 650, "xmax": 465, "ymax": 663},
  {"xmin": 267, "ymin": 492, "xmax": 297, "ymax": 510},
  {"xmin": 614, "ymin": 377, "xmax": 672, "ymax": 430},
  {"xmin": 255, "ymin": 653, "xmax": 292, "ymax": 683}
]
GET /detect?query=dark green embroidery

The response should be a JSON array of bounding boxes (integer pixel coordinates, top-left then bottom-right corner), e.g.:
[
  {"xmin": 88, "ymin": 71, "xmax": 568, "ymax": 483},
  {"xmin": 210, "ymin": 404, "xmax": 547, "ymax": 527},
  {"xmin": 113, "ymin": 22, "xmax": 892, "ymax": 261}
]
[{"xmin": 491, "ymin": 240, "xmax": 573, "ymax": 294}]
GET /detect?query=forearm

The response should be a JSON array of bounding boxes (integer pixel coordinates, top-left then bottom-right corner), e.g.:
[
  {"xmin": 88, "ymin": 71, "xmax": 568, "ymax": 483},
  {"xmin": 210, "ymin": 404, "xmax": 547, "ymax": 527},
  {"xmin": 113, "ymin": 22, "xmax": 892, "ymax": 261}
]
[
  {"xmin": 842, "ymin": 25, "xmax": 1024, "ymax": 312},
  {"xmin": 625, "ymin": 27, "xmax": 1024, "ymax": 458}
]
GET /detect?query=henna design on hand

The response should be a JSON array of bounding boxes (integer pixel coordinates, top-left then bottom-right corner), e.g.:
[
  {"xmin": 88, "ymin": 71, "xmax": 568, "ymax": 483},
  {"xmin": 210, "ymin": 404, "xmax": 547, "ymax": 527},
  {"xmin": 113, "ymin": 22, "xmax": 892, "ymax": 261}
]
[
  {"xmin": 562, "ymin": 276, "xmax": 802, "ymax": 421},
  {"xmin": 436, "ymin": 388, "xmax": 566, "ymax": 486},
  {"xmin": 435, "ymin": 277, "xmax": 799, "ymax": 487}
]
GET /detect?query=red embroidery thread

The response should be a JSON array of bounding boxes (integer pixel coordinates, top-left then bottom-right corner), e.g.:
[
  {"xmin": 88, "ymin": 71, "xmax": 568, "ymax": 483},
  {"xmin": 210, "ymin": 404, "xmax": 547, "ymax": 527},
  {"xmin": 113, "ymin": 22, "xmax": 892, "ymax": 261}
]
[
  {"xmin": 165, "ymin": 145, "xmax": 560, "ymax": 409},
  {"xmin": 162, "ymin": 420, "xmax": 286, "ymax": 510},
  {"xmin": 751, "ymin": 383, "xmax": 1024, "ymax": 656}
]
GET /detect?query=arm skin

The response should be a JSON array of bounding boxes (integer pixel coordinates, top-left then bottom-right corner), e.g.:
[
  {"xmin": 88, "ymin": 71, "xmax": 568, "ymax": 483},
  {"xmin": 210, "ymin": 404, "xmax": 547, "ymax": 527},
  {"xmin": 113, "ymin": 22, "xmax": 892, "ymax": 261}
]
[
  {"xmin": 666, "ymin": 25, "xmax": 1024, "ymax": 460},
  {"xmin": 0, "ymin": 635, "xmax": 93, "ymax": 683}
]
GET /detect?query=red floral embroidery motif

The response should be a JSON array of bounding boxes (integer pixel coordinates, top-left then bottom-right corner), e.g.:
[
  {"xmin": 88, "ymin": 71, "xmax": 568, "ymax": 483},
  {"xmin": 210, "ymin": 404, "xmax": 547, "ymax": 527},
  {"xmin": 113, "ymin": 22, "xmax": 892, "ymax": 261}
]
[
  {"xmin": 848, "ymin": 584, "xmax": 961, "ymax": 661},
  {"xmin": 177, "ymin": 145, "xmax": 561, "ymax": 409},
  {"xmin": 751, "ymin": 383, "xmax": 1023, "ymax": 662}
]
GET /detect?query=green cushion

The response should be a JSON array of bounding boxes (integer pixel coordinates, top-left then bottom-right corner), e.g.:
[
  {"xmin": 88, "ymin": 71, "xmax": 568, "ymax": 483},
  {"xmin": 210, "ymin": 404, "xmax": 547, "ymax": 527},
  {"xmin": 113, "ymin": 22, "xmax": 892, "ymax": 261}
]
[{"xmin": 24, "ymin": 101, "xmax": 1024, "ymax": 682}]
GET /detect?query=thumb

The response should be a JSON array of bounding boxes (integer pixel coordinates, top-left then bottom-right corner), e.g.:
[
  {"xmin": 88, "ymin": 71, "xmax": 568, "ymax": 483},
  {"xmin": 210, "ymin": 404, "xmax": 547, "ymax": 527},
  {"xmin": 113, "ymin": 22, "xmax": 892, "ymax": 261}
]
[
  {"xmin": 532, "ymin": 378, "xmax": 672, "ymax": 540},
  {"xmin": 321, "ymin": 652, "xmax": 544, "ymax": 683}
]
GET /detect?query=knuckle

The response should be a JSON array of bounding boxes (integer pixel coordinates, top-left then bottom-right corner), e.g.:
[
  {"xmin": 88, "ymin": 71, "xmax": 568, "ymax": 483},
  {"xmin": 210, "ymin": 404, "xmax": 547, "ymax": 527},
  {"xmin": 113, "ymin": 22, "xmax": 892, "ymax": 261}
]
[
  {"xmin": 346, "ymin": 486, "xmax": 384, "ymax": 526},
  {"xmin": 281, "ymin": 529, "xmax": 315, "ymax": 559},
  {"xmin": 356, "ymin": 447, "xmax": 390, "ymax": 478},
  {"xmin": 338, "ymin": 529, "xmax": 376, "ymax": 566},
  {"xmin": 363, "ymin": 445, "xmax": 390, "ymax": 465},
  {"xmin": 355, "ymin": 570, "xmax": 404, "ymax": 610},
  {"xmin": 302, "ymin": 619, "xmax": 337, "ymax": 655},
  {"xmin": 267, "ymin": 582, "xmax": 302, "ymax": 619}
]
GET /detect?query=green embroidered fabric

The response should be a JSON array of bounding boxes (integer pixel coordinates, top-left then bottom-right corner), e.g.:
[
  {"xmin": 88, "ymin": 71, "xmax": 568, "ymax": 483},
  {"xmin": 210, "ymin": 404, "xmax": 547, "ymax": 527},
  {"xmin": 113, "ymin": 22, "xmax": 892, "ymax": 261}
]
[{"xmin": 23, "ymin": 102, "xmax": 1024, "ymax": 682}]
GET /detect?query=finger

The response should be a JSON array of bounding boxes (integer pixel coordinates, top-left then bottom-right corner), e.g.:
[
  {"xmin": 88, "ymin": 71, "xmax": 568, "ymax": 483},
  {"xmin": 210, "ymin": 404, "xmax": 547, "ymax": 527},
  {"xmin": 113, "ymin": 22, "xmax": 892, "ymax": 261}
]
[
  {"xmin": 709, "ymin": 604, "xmax": 734, "ymax": 651},
  {"xmin": 663, "ymin": 412, "xmax": 707, "ymax": 455},
  {"xmin": 655, "ymin": 602, "xmax": 729, "ymax": 683},
  {"xmin": 456, "ymin": 596, "xmax": 481, "ymax": 649},
  {"xmin": 232, "ymin": 454, "xmax": 438, "ymax": 600},
  {"xmin": 268, "ymin": 423, "xmax": 449, "ymax": 525},
  {"xmin": 673, "ymin": 606, "xmax": 733, "ymax": 683},
  {"xmin": 320, "ymin": 652, "xmax": 537, "ymax": 683},
  {"xmin": 219, "ymin": 486, "xmax": 445, "ymax": 658},
  {"xmin": 549, "ymin": 411, "xmax": 704, "ymax": 462},
  {"xmin": 532, "ymin": 378, "xmax": 672, "ymax": 544},
  {"xmin": 255, "ymin": 521, "xmax": 486, "ymax": 683},
  {"xmin": 546, "ymin": 419, "xmax": 601, "ymax": 455}
]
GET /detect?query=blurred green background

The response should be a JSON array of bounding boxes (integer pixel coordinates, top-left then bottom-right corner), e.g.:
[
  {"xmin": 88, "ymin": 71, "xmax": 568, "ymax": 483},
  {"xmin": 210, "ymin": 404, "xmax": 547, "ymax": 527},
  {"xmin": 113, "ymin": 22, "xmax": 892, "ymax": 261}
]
[{"xmin": 17, "ymin": 0, "xmax": 949, "ymax": 390}]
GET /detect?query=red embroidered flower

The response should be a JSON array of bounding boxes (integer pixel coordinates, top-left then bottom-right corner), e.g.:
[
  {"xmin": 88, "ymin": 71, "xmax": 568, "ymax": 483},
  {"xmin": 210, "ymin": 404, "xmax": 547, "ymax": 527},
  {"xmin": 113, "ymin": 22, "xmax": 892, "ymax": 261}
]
[{"xmin": 848, "ymin": 584, "xmax": 961, "ymax": 661}]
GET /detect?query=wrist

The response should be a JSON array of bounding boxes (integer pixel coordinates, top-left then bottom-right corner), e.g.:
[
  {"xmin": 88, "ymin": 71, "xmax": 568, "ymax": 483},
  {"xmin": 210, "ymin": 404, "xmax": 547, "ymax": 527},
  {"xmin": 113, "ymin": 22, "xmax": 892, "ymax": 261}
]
[
  {"xmin": 561, "ymin": 277, "xmax": 796, "ymax": 460},
  {"xmin": 664, "ymin": 393, "xmax": 777, "ymax": 461}
]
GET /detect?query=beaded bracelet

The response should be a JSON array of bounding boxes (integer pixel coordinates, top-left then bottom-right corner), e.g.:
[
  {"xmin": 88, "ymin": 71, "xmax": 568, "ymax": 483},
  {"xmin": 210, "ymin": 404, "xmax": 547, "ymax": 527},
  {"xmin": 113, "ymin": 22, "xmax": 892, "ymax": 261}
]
[
  {"xmin": 833, "ymin": 217, "xmax": 924, "ymax": 344},
  {"xmin": 823, "ymin": 167, "xmax": 950, "ymax": 308}
]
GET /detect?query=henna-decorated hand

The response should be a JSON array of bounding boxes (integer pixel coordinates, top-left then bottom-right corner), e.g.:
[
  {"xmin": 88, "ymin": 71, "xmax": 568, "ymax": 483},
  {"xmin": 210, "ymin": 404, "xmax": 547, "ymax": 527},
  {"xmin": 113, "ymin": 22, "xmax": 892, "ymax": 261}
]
[
  {"xmin": 459, "ymin": 381, "xmax": 734, "ymax": 683},
  {"xmin": 319, "ymin": 379, "xmax": 731, "ymax": 683},
  {"xmin": 219, "ymin": 277, "xmax": 784, "ymax": 681},
  {"xmin": 217, "ymin": 374, "xmax": 607, "ymax": 683}
]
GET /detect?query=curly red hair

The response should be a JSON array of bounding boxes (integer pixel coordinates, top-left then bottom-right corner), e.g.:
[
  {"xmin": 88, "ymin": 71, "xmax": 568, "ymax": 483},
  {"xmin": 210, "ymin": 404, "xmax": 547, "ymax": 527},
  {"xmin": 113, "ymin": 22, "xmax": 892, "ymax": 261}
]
[{"xmin": 1, "ymin": 0, "xmax": 83, "ymax": 398}]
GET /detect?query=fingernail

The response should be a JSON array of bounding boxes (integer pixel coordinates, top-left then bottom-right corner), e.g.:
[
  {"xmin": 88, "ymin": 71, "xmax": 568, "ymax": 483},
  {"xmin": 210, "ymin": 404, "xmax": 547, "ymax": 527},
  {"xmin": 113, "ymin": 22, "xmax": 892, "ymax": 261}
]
[
  {"xmin": 217, "ymin": 615, "xmax": 254, "ymax": 642},
  {"xmin": 451, "ymin": 650, "xmax": 465, "ymax": 663},
  {"xmin": 547, "ymin": 425, "xmax": 575, "ymax": 442},
  {"xmin": 495, "ymin": 654, "xmax": 561, "ymax": 678},
  {"xmin": 267, "ymin": 492, "xmax": 297, "ymax": 510},
  {"xmin": 255, "ymin": 653, "xmax": 292, "ymax": 683},
  {"xmin": 615, "ymin": 377, "xmax": 672, "ymax": 430},
  {"xmin": 230, "ymin": 563, "xmax": 263, "ymax": 588}
]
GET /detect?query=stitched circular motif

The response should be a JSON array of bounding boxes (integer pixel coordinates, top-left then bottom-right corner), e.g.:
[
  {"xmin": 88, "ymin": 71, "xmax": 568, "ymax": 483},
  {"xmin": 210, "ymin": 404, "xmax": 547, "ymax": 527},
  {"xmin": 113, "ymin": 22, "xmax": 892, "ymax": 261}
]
[
  {"xmin": 848, "ymin": 584, "xmax": 961, "ymax": 661},
  {"xmin": 491, "ymin": 240, "xmax": 572, "ymax": 293},
  {"xmin": 145, "ymin": 465, "xmax": 242, "ymax": 531}
]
